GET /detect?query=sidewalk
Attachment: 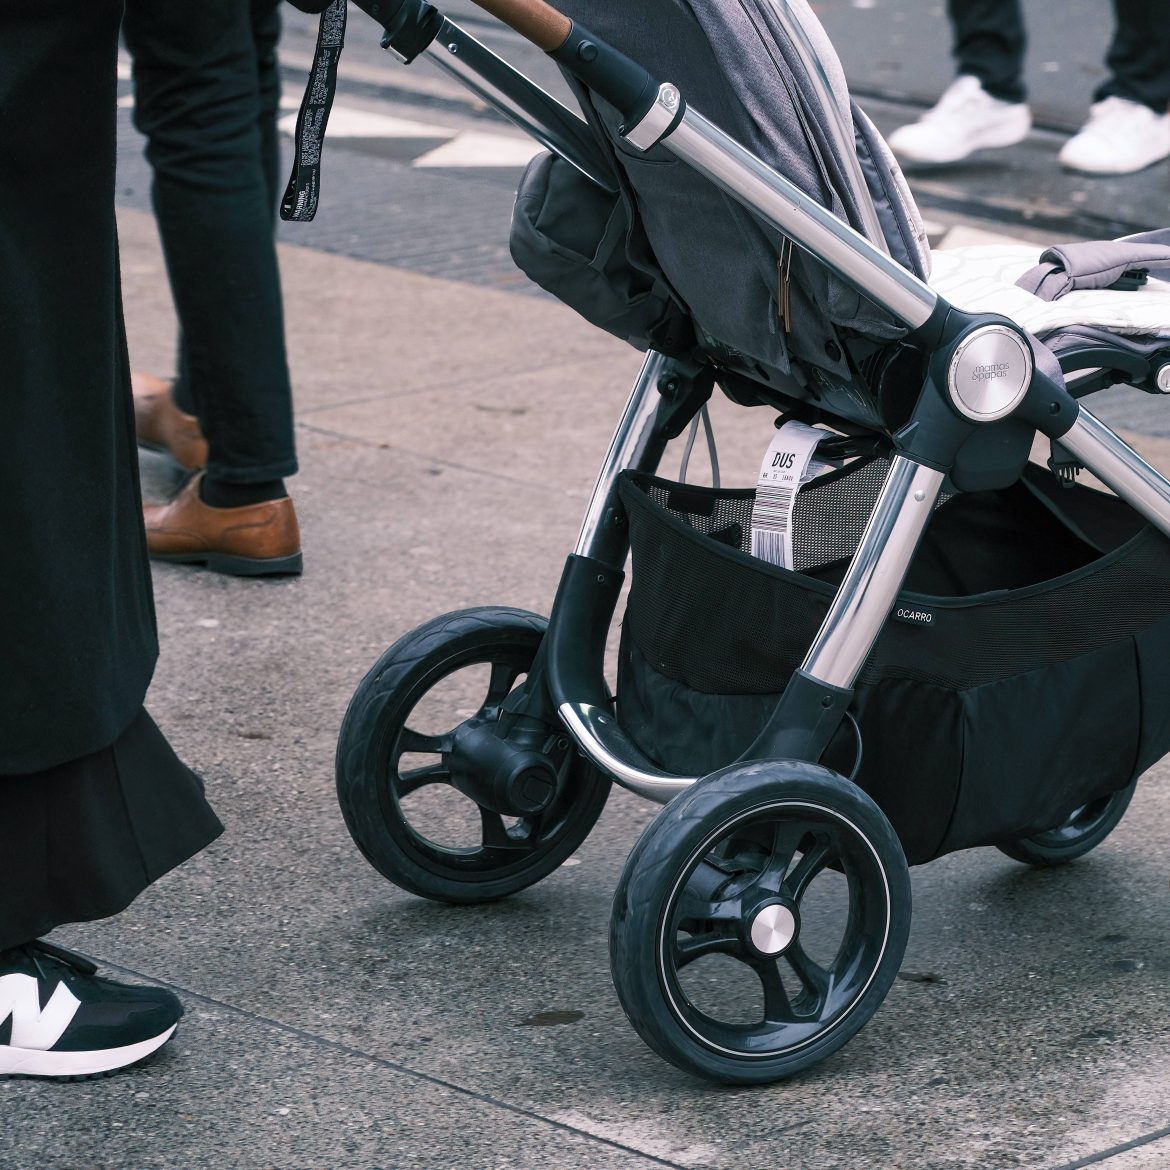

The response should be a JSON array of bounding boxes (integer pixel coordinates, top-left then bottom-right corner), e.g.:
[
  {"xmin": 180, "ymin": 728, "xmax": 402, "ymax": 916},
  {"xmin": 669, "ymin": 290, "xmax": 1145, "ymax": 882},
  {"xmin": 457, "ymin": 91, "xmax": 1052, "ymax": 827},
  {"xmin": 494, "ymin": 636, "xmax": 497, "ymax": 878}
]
[{"xmin": 4, "ymin": 204, "xmax": 1170, "ymax": 1170}]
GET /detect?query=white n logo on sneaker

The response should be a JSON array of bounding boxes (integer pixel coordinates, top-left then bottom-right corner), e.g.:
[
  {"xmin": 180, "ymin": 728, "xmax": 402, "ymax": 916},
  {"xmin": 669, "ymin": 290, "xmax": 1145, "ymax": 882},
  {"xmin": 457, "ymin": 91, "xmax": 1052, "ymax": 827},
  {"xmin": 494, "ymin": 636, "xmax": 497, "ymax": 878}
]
[{"xmin": 0, "ymin": 973, "xmax": 81, "ymax": 1050}]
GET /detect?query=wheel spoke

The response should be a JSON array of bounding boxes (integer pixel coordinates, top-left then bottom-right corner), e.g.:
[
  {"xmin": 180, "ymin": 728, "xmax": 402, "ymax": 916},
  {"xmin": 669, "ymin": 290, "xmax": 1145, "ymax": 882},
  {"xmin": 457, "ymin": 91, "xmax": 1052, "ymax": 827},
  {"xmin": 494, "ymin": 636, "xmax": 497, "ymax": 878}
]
[
  {"xmin": 785, "ymin": 943, "xmax": 832, "ymax": 1012},
  {"xmin": 755, "ymin": 957, "xmax": 794, "ymax": 1023},
  {"xmin": 484, "ymin": 661, "xmax": 523, "ymax": 708},
  {"xmin": 674, "ymin": 930, "xmax": 740, "ymax": 969},
  {"xmin": 396, "ymin": 762, "xmax": 450, "ymax": 797},
  {"xmin": 752, "ymin": 820, "xmax": 809, "ymax": 894},
  {"xmin": 480, "ymin": 807, "xmax": 528, "ymax": 852},
  {"xmin": 399, "ymin": 727, "xmax": 454, "ymax": 755},
  {"xmin": 785, "ymin": 836, "xmax": 833, "ymax": 903}
]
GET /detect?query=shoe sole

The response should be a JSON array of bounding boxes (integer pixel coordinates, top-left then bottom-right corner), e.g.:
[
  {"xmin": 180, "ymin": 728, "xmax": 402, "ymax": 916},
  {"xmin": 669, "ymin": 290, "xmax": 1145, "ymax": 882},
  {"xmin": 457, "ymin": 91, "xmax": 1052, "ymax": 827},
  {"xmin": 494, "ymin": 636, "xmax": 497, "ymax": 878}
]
[
  {"xmin": 0, "ymin": 1024, "xmax": 177, "ymax": 1080},
  {"xmin": 151, "ymin": 550, "xmax": 304, "ymax": 577},
  {"xmin": 1059, "ymin": 152, "xmax": 1170, "ymax": 175},
  {"xmin": 893, "ymin": 118, "xmax": 1031, "ymax": 164}
]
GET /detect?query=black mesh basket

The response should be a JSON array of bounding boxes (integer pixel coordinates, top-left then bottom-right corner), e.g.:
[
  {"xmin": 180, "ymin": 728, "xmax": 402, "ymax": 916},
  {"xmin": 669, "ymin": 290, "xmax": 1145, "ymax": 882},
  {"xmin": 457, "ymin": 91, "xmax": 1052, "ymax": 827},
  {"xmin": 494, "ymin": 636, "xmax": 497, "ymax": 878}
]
[{"xmin": 616, "ymin": 460, "xmax": 1170, "ymax": 863}]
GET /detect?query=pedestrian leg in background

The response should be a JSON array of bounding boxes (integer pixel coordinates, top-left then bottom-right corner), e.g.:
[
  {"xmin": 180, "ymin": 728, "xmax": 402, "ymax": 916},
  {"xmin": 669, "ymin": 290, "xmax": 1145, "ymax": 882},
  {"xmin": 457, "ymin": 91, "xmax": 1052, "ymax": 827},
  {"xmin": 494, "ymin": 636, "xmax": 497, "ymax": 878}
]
[
  {"xmin": 1059, "ymin": 0, "xmax": 1170, "ymax": 175},
  {"xmin": 0, "ymin": 0, "xmax": 223, "ymax": 1079},
  {"xmin": 887, "ymin": 0, "xmax": 1032, "ymax": 165},
  {"xmin": 123, "ymin": 0, "xmax": 303, "ymax": 577}
]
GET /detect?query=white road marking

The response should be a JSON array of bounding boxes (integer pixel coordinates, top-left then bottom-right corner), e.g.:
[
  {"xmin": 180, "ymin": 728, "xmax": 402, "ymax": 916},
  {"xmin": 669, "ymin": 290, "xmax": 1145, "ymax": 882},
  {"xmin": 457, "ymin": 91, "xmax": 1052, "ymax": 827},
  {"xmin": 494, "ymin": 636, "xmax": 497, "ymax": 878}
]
[{"xmin": 413, "ymin": 131, "xmax": 544, "ymax": 169}]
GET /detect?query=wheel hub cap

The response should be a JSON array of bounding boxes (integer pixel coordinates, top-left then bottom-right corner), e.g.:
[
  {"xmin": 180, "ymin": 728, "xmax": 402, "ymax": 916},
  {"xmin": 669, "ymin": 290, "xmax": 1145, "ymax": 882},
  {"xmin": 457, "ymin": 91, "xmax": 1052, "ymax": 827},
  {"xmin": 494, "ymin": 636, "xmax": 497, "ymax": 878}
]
[{"xmin": 748, "ymin": 902, "xmax": 797, "ymax": 956}]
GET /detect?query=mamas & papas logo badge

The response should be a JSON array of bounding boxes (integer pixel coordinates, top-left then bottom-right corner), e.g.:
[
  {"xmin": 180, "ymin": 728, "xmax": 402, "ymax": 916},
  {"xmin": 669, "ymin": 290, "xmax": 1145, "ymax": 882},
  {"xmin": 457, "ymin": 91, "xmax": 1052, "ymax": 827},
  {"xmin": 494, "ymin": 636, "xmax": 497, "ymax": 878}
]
[{"xmin": 972, "ymin": 362, "xmax": 1011, "ymax": 382}]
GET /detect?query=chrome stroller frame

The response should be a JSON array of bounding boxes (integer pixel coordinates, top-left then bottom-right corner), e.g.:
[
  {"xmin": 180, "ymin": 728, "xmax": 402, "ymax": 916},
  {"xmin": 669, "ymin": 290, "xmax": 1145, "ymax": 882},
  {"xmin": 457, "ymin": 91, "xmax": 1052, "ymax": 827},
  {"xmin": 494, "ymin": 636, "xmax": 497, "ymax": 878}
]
[{"xmin": 326, "ymin": 0, "xmax": 1170, "ymax": 1082}]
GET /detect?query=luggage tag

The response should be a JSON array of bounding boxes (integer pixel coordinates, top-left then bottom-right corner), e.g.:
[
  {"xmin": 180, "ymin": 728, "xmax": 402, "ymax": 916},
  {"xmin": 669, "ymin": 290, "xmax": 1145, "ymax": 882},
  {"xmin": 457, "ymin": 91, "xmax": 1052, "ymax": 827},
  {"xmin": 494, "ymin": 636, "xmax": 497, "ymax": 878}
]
[{"xmin": 750, "ymin": 420, "xmax": 833, "ymax": 569}]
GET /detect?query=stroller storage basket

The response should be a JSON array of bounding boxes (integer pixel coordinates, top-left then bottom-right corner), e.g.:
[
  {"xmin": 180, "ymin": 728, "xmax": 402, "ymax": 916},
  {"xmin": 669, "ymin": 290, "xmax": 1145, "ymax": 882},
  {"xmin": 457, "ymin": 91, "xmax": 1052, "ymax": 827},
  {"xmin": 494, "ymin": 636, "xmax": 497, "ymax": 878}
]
[{"xmin": 617, "ymin": 463, "xmax": 1170, "ymax": 863}]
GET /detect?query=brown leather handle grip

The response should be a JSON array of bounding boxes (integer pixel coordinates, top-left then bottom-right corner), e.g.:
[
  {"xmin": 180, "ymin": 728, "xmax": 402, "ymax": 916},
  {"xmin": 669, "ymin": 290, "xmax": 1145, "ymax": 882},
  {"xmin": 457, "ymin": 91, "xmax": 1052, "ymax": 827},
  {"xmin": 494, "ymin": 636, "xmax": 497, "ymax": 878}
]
[{"xmin": 469, "ymin": 0, "xmax": 573, "ymax": 52}]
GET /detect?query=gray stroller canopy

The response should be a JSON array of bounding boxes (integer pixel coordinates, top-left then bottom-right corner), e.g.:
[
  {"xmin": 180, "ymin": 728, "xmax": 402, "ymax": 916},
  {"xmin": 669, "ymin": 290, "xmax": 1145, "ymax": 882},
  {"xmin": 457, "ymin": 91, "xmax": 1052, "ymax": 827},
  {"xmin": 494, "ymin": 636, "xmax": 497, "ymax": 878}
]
[{"xmin": 553, "ymin": 0, "xmax": 932, "ymax": 376}]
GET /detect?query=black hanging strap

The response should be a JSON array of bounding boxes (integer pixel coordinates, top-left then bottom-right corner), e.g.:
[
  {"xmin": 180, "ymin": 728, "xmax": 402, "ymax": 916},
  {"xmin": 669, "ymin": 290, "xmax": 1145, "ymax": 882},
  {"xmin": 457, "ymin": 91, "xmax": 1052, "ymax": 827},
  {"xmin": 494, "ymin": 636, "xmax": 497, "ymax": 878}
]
[{"xmin": 280, "ymin": 0, "xmax": 348, "ymax": 223}]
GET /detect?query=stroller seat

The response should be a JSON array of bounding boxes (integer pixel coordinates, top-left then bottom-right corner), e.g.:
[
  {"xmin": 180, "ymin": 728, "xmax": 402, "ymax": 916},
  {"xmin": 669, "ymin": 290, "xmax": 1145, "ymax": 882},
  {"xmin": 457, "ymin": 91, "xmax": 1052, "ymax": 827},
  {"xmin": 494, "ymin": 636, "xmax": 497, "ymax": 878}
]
[{"xmin": 930, "ymin": 244, "xmax": 1170, "ymax": 349}]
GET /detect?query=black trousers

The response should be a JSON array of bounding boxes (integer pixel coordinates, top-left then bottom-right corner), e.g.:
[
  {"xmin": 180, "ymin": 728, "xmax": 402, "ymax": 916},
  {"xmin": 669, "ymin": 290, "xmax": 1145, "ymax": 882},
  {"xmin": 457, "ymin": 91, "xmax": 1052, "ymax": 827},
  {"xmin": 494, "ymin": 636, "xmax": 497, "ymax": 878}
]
[
  {"xmin": 122, "ymin": 0, "xmax": 298, "ymax": 485},
  {"xmin": 0, "ymin": 0, "xmax": 222, "ymax": 950},
  {"xmin": 948, "ymin": 0, "xmax": 1170, "ymax": 111}
]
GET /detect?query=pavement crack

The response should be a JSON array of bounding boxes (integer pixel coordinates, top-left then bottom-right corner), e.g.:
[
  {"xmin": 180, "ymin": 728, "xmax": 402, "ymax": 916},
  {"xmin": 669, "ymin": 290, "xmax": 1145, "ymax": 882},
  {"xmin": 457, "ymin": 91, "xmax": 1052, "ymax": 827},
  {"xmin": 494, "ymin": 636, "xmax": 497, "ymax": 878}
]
[
  {"xmin": 98, "ymin": 958, "xmax": 695, "ymax": 1170},
  {"xmin": 1042, "ymin": 1124, "xmax": 1170, "ymax": 1170}
]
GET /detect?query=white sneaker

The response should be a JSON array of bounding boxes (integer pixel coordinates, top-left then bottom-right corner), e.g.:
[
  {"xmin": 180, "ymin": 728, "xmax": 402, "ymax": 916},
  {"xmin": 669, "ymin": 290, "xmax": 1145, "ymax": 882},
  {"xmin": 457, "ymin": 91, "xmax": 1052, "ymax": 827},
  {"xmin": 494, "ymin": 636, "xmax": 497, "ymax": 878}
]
[
  {"xmin": 1059, "ymin": 97, "xmax": 1170, "ymax": 175},
  {"xmin": 887, "ymin": 75, "xmax": 1032, "ymax": 164}
]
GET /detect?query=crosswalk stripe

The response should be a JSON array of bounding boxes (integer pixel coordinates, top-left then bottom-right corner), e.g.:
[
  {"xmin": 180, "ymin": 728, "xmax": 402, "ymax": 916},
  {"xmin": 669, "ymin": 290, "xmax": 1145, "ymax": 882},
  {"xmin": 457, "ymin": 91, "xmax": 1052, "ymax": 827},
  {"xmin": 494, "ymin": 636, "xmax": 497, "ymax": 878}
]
[
  {"xmin": 935, "ymin": 223, "xmax": 1038, "ymax": 250},
  {"xmin": 273, "ymin": 98, "xmax": 540, "ymax": 169},
  {"xmin": 276, "ymin": 102, "xmax": 457, "ymax": 142},
  {"xmin": 413, "ymin": 130, "xmax": 545, "ymax": 169}
]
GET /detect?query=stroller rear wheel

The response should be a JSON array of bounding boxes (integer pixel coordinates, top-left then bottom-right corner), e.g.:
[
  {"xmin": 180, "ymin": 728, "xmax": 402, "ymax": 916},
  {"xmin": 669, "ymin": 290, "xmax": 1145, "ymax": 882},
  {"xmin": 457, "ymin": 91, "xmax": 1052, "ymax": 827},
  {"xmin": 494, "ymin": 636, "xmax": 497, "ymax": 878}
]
[
  {"xmin": 610, "ymin": 760, "xmax": 910, "ymax": 1084},
  {"xmin": 336, "ymin": 607, "xmax": 610, "ymax": 903},
  {"xmin": 996, "ymin": 779, "xmax": 1137, "ymax": 867}
]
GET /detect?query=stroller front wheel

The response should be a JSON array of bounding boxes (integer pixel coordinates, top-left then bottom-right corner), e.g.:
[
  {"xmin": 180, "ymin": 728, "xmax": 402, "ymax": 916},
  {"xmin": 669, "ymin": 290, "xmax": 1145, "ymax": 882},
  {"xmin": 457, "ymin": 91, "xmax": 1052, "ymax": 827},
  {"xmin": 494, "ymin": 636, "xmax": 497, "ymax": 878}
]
[{"xmin": 609, "ymin": 760, "xmax": 910, "ymax": 1084}]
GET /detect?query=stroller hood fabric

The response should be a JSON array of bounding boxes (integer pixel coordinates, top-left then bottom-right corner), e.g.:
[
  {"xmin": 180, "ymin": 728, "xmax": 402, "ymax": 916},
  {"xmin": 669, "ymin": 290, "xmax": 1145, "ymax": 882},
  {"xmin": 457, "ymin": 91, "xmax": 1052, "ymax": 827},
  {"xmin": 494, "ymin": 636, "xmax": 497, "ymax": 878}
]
[{"xmin": 551, "ymin": 0, "xmax": 931, "ymax": 375}]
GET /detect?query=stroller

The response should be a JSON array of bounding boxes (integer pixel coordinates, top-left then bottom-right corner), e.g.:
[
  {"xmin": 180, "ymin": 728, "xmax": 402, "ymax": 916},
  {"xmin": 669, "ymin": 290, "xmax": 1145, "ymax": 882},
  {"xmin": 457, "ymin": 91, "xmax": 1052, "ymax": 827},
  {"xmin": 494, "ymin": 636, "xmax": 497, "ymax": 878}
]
[{"xmin": 291, "ymin": 0, "xmax": 1170, "ymax": 1083}]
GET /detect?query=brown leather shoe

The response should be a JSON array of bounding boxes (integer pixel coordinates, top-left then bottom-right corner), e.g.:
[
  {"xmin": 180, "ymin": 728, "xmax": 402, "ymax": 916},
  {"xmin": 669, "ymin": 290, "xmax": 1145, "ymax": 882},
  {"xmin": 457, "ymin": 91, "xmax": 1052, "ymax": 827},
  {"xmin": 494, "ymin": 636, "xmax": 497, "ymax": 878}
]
[
  {"xmin": 132, "ymin": 372, "xmax": 209, "ymax": 472},
  {"xmin": 144, "ymin": 475, "xmax": 303, "ymax": 576}
]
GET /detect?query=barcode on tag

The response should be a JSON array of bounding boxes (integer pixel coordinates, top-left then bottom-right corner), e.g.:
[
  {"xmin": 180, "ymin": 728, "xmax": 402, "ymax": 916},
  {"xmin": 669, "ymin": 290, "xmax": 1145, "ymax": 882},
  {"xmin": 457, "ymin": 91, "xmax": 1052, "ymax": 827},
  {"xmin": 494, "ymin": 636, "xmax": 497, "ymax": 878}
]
[
  {"xmin": 751, "ymin": 421, "xmax": 826, "ymax": 569},
  {"xmin": 752, "ymin": 485, "xmax": 795, "ymax": 532},
  {"xmin": 750, "ymin": 483, "xmax": 794, "ymax": 563}
]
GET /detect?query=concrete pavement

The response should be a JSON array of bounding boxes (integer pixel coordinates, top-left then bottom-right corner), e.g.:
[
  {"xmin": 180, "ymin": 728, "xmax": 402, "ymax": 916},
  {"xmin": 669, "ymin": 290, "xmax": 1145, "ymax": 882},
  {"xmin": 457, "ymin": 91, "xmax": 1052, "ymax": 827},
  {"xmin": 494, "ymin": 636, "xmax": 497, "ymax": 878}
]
[{"xmin": 4, "ymin": 198, "xmax": 1170, "ymax": 1169}]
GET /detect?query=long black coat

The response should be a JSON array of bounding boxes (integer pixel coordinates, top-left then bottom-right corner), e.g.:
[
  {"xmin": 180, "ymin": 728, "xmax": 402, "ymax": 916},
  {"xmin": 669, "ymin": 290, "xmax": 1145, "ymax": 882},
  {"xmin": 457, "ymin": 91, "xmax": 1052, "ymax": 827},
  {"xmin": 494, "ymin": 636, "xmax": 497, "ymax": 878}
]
[{"xmin": 0, "ymin": 0, "xmax": 158, "ymax": 773}]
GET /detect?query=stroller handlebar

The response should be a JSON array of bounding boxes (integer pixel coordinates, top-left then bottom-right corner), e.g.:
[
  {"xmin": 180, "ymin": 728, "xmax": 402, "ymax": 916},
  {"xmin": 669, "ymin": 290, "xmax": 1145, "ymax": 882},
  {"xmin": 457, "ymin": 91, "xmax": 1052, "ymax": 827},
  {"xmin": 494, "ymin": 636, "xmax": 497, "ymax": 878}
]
[
  {"xmin": 468, "ymin": 0, "xmax": 572, "ymax": 51},
  {"xmin": 469, "ymin": 0, "xmax": 664, "ymax": 133}
]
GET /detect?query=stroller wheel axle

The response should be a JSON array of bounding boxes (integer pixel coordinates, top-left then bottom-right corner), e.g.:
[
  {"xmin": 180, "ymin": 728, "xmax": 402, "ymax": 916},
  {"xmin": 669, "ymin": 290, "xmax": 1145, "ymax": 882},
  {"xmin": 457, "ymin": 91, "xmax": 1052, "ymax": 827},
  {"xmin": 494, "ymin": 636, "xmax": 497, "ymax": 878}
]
[
  {"xmin": 446, "ymin": 721, "xmax": 559, "ymax": 818},
  {"xmin": 747, "ymin": 902, "xmax": 799, "ymax": 958}
]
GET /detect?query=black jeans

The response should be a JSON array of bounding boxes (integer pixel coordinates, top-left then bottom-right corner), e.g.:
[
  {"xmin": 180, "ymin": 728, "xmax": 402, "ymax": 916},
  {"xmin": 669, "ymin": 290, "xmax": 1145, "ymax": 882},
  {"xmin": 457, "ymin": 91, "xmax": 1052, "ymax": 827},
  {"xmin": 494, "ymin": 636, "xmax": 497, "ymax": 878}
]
[
  {"xmin": 122, "ymin": 0, "xmax": 298, "ymax": 484},
  {"xmin": 948, "ymin": 0, "xmax": 1170, "ymax": 112}
]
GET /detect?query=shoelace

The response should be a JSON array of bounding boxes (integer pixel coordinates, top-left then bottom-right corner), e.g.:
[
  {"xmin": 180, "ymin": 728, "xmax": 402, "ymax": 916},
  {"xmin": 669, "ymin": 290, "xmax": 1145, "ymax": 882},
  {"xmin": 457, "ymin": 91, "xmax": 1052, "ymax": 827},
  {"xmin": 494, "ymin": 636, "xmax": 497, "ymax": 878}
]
[{"xmin": 2, "ymin": 940, "xmax": 98, "ymax": 981}]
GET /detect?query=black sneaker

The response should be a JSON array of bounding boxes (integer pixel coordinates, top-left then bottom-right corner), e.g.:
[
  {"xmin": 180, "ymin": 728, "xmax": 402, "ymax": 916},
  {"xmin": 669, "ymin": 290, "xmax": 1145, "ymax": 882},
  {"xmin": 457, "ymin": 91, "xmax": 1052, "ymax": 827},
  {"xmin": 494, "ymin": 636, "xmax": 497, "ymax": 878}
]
[{"xmin": 0, "ymin": 940, "xmax": 183, "ymax": 1079}]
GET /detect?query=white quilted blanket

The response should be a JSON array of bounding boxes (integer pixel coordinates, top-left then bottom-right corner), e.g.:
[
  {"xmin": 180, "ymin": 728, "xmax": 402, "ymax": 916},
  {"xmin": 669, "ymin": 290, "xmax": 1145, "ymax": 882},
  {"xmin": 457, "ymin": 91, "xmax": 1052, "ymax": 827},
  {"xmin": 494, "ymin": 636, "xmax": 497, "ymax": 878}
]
[{"xmin": 930, "ymin": 244, "xmax": 1170, "ymax": 340}]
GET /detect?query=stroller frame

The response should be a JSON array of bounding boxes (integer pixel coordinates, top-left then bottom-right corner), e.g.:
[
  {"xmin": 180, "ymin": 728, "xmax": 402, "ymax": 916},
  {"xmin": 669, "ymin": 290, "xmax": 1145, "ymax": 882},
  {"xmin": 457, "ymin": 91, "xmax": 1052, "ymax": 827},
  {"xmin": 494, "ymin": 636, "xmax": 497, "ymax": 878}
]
[{"xmin": 330, "ymin": 0, "xmax": 1170, "ymax": 1082}]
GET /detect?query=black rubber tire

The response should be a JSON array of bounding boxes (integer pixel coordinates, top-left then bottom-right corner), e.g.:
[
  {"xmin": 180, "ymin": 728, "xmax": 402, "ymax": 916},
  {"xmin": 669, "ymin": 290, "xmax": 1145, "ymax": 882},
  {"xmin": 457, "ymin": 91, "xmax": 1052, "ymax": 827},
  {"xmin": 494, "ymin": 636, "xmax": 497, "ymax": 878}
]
[
  {"xmin": 610, "ymin": 760, "xmax": 911, "ymax": 1084},
  {"xmin": 336, "ymin": 606, "xmax": 610, "ymax": 904},
  {"xmin": 996, "ymin": 779, "xmax": 1137, "ymax": 867}
]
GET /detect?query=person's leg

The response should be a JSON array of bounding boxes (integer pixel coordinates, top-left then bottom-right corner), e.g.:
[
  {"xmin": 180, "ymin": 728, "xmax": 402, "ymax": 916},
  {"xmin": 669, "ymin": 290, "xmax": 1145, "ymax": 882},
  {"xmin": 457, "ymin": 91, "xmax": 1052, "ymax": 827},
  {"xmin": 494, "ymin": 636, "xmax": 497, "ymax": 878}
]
[
  {"xmin": 1059, "ymin": 0, "xmax": 1170, "ymax": 174},
  {"xmin": 948, "ymin": 0, "xmax": 1028, "ymax": 104},
  {"xmin": 1096, "ymin": 0, "xmax": 1170, "ymax": 111},
  {"xmin": 123, "ymin": 0, "xmax": 297, "ymax": 493},
  {"xmin": 887, "ymin": 0, "xmax": 1031, "ymax": 164},
  {"xmin": 0, "ymin": 0, "xmax": 157, "ymax": 772},
  {"xmin": 0, "ymin": 0, "xmax": 222, "ymax": 1081},
  {"xmin": 253, "ymin": 0, "xmax": 284, "ymax": 214}
]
